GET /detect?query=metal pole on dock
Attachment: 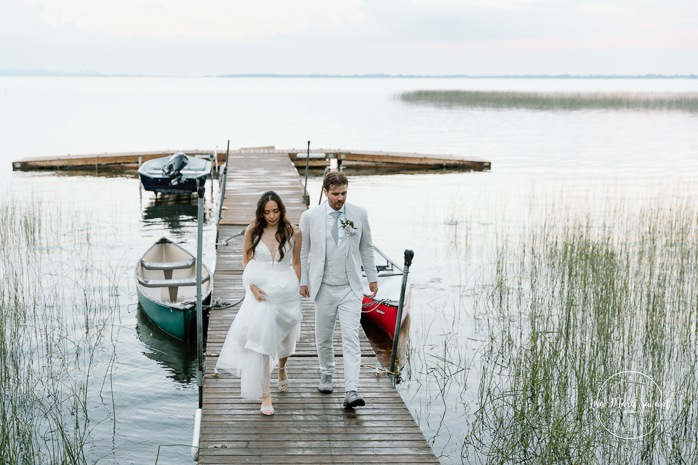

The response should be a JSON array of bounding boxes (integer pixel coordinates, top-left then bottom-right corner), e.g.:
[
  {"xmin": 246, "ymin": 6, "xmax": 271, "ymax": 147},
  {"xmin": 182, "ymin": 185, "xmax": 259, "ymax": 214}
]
[
  {"xmin": 195, "ymin": 184, "xmax": 205, "ymax": 406},
  {"xmin": 192, "ymin": 182, "xmax": 205, "ymax": 461},
  {"xmin": 318, "ymin": 166, "xmax": 331, "ymax": 205},
  {"xmin": 389, "ymin": 249, "xmax": 414, "ymax": 383},
  {"xmin": 218, "ymin": 141, "xmax": 230, "ymax": 222},
  {"xmin": 303, "ymin": 141, "xmax": 310, "ymax": 206}
]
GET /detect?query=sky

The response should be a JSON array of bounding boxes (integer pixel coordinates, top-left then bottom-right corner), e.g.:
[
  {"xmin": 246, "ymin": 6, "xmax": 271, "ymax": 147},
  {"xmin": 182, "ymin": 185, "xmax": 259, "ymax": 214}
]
[{"xmin": 1, "ymin": 0, "xmax": 697, "ymax": 76}]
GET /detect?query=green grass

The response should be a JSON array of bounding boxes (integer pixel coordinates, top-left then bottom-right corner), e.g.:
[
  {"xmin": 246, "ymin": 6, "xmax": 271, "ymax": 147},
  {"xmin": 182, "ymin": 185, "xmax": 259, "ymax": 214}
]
[{"xmin": 398, "ymin": 90, "xmax": 698, "ymax": 112}]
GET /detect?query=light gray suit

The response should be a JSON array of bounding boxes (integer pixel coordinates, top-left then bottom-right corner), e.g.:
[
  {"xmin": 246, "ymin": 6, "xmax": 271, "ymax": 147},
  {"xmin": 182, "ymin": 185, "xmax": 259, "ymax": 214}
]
[{"xmin": 300, "ymin": 201, "xmax": 378, "ymax": 392}]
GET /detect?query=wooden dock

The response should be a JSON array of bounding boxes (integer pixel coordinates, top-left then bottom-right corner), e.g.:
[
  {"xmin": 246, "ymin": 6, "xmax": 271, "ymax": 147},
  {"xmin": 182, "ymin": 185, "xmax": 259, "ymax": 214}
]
[
  {"xmin": 11, "ymin": 146, "xmax": 490, "ymax": 173},
  {"xmin": 199, "ymin": 150, "xmax": 439, "ymax": 464}
]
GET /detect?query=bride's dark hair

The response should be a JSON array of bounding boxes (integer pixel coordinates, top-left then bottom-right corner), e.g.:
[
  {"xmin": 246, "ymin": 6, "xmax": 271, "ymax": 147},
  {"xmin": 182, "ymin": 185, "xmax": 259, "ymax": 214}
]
[{"xmin": 247, "ymin": 191, "xmax": 294, "ymax": 261}]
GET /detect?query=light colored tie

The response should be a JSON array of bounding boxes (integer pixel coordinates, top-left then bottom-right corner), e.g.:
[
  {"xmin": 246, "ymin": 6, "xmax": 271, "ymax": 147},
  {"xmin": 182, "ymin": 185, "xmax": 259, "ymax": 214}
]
[{"xmin": 331, "ymin": 211, "xmax": 340, "ymax": 244}]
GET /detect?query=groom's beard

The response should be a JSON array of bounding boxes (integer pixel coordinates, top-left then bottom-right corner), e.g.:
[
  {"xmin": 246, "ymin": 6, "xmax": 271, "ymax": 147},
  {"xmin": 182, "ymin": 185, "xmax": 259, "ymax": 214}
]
[{"xmin": 328, "ymin": 196, "xmax": 346, "ymax": 210}]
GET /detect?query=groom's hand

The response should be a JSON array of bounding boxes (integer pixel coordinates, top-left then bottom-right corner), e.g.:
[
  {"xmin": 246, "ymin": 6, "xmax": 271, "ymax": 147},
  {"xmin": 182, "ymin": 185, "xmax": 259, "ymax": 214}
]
[
  {"xmin": 367, "ymin": 282, "xmax": 378, "ymax": 298},
  {"xmin": 300, "ymin": 285, "xmax": 310, "ymax": 298}
]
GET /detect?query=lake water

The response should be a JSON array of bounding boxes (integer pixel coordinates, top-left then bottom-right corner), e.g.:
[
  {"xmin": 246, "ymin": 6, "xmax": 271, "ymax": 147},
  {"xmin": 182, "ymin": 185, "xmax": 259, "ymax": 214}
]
[{"xmin": 1, "ymin": 76, "xmax": 697, "ymax": 464}]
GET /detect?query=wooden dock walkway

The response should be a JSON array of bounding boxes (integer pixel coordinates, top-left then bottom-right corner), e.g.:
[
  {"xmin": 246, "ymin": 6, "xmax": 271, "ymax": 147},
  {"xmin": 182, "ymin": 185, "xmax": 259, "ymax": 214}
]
[{"xmin": 198, "ymin": 150, "xmax": 439, "ymax": 464}]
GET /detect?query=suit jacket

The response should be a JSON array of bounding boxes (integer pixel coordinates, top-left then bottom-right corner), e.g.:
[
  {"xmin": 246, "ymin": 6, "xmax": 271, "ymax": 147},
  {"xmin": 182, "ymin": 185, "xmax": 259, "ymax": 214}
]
[{"xmin": 300, "ymin": 201, "xmax": 378, "ymax": 301}]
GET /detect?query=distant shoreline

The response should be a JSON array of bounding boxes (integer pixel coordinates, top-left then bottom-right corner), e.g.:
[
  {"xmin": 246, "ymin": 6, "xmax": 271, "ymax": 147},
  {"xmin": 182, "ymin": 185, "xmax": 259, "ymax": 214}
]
[{"xmin": 1, "ymin": 70, "xmax": 697, "ymax": 79}]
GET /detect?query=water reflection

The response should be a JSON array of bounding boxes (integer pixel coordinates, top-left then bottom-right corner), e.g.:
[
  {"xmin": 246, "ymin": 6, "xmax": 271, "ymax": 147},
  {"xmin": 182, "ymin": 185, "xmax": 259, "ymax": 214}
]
[
  {"xmin": 361, "ymin": 313, "xmax": 411, "ymax": 380},
  {"xmin": 141, "ymin": 193, "xmax": 199, "ymax": 232},
  {"xmin": 135, "ymin": 306, "xmax": 197, "ymax": 384}
]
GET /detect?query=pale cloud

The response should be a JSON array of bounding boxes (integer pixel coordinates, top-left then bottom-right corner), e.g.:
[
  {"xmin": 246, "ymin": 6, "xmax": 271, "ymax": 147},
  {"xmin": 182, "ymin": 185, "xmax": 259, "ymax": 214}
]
[
  {"xmin": 4, "ymin": 0, "xmax": 698, "ymax": 75},
  {"xmin": 19, "ymin": 0, "xmax": 698, "ymax": 46},
  {"xmin": 22, "ymin": 0, "xmax": 368, "ymax": 41}
]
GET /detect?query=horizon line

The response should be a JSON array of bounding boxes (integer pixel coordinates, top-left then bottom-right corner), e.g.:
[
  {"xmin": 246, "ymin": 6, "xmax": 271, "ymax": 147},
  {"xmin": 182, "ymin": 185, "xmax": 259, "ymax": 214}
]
[{"xmin": 1, "ymin": 70, "xmax": 697, "ymax": 79}]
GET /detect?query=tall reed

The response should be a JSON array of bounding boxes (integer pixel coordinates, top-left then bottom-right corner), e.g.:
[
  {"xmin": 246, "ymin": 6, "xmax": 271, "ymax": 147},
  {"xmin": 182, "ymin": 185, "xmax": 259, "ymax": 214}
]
[
  {"xmin": 0, "ymin": 197, "xmax": 117, "ymax": 464},
  {"xmin": 399, "ymin": 90, "xmax": 698, "ymax": 112},
  {"xmin": 462, "ymin": 194, "xmax": 698, "ymax": 463}
]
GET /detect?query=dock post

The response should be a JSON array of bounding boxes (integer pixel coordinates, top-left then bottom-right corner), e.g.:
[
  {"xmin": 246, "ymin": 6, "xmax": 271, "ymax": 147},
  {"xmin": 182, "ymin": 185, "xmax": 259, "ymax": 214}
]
[
  {"xmin": 389, "ymin": 249, "xmax": 414, "ymax": 382},
  {"xmin": 218, "ymin": 141, "xmax": 230, "ymax": 222},
  {"xmin": 318, "ymin": 166, "xmax": 331, "ymax": 204},
  {"xmin": 192, "ymin": 182, "xmax": 205, "ymax": 461},
  {"xmin": 195, "ymin": 184, "xmax": 205, "ymax": 406},
  {"xmin": 303, "ymin": 141, "xmax": 311, "ymax": 206}
]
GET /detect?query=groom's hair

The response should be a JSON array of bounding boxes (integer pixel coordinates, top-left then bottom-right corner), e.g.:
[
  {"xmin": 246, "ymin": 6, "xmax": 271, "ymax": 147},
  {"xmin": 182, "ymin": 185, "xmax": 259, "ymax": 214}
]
[{"xmin": 323, "ymin": 171, "xmax": 349, "ymax": 191}]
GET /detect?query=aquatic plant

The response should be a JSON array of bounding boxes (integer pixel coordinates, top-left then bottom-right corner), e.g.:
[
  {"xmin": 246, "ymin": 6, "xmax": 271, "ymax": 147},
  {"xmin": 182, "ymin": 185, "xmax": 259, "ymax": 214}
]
[
  {"xmin": 461, "ymin": 194, "xmax": 698, "ymax": 464},
  {"xmin": 398, "ymin": 185, "xmax": 698, "ymax": 464},
  {"xmin": 0, "ymin": 198, "xmax": 117, "ymax": 464},
  {"xmin": 398, "ymin": 90, "xmax": 698, "ymax": 113}
]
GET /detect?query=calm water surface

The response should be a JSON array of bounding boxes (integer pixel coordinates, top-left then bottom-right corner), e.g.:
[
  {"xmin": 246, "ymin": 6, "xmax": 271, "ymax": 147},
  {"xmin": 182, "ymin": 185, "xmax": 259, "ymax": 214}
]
[{"xmin": 1, "ymin": 76, "xmax": 697, "ymax": 464}]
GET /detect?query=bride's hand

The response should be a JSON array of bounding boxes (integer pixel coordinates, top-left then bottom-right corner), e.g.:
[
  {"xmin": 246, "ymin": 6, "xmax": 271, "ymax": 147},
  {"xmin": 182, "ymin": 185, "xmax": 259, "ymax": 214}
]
[{"xmin": 250, "ymin": 284, "xmax": 266, "ymax": 302}]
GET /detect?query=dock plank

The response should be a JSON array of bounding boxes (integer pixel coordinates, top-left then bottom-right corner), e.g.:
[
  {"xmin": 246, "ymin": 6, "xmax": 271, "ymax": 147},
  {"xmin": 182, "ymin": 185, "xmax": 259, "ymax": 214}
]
[{"xmin": 198, "ymin": 150, "xmax": 439, "ymax": 464}]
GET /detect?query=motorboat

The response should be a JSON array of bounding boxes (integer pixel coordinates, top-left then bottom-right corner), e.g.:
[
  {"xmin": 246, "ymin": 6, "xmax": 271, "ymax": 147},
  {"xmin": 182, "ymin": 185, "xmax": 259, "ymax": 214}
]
[{"xmin": 138, "ymin": 152, "xmax": 212, "ymax": 194}]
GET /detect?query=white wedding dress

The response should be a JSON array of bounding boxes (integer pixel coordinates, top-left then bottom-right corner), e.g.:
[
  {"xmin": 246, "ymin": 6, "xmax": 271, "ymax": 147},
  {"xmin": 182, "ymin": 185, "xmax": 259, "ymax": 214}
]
[{"xmin": 215, "ymin": 238, "xmax": 302, "ymax": 399}]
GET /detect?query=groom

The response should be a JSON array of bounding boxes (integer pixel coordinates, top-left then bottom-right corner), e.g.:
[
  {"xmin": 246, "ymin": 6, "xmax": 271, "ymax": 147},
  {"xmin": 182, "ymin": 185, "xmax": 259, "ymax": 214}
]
[{"xmin": 300, "ymin": 171, "xmax": 378, "ymax": 408}]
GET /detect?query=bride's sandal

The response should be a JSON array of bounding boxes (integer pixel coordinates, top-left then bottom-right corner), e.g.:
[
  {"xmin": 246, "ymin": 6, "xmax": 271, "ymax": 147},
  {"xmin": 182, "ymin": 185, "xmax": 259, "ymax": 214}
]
[
  {"xmin": 260, "ymin": 395, "xmax": 274, "ymax": 416},
  {"xmin": 260, "ymin": 405, "xmax": 274, "ymax": 416},
  {"xmin": 276, "ymin": 367, "xmax": 290, "ymax": 392}
]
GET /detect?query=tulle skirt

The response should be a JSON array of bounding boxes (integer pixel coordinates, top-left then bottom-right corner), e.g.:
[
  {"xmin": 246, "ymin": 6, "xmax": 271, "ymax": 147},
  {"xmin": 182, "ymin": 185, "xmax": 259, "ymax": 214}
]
[{"xmin": 215, "ymin": 259, "xmax": 302, "ymax": 399}]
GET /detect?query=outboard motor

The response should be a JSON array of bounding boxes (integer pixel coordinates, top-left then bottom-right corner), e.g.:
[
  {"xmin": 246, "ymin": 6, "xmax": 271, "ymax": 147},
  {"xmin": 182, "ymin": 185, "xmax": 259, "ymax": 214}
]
[{"xmin": 162, "ymin": 152, "xmax": 189, "ymax": 185}]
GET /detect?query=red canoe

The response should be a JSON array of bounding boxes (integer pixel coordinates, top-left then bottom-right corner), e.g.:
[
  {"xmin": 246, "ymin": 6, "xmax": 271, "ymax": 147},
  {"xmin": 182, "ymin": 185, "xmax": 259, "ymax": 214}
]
[{"xmin": 361, "ymin": 247, "xmax": 411, "ymax": 340}]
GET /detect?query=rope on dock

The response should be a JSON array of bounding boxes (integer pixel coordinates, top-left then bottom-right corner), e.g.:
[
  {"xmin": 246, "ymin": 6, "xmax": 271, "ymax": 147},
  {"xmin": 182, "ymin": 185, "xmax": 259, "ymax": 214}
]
[{"xmin": 206, "ymin": 296, "xmax": 244, "ymax": 311}]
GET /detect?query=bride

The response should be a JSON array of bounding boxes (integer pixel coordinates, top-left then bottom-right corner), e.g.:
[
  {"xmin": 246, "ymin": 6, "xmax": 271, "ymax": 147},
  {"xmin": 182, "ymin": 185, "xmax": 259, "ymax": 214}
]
[{"xmin": 215, "ymin": 191, "xmax": 303, "ymax": 415}]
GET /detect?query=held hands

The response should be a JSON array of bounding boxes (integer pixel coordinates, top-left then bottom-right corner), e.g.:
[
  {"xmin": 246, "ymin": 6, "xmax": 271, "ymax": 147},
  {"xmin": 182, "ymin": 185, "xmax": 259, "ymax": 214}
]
[
  {"xmin": 250, "ymin": 284, "xmax": 266, "ymax": 302},
  {"xmin": 299, "ymin": 285, "xmax": 309, "ymax": 298}
]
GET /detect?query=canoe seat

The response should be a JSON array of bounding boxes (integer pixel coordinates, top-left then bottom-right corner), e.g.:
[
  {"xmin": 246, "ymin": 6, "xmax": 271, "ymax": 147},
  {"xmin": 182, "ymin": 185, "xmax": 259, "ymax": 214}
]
[
  {"xmin": 140, "ymin": 257, "xmax": 195, "ymax": 270},
  {"xmin": 137, "ymin": 274, "xmax": 210, "ymax": 288}
]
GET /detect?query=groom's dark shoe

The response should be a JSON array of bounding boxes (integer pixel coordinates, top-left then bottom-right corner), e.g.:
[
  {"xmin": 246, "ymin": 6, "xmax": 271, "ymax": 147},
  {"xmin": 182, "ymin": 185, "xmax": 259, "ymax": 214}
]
[
  {"xmin": 344, "ymin": 390, "xmax": 365, "ymax": 408},
  {"xmin": 318, "ymin": 374, "xmax": 333, "ymax": 393}
]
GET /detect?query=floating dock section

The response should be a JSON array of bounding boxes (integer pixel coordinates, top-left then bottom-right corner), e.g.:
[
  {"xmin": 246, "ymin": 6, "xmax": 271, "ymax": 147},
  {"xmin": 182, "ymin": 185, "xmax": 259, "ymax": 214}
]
[{"xmin": 12, "ymin": 146, "xmax": 490, "ymax": 173}]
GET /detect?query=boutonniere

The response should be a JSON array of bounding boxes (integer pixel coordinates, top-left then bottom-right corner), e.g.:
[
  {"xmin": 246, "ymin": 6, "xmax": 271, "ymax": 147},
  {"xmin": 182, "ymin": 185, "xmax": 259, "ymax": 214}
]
[{"xmin": 341, "ymin": 218, "xmax": 358, "ymax": 236}]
